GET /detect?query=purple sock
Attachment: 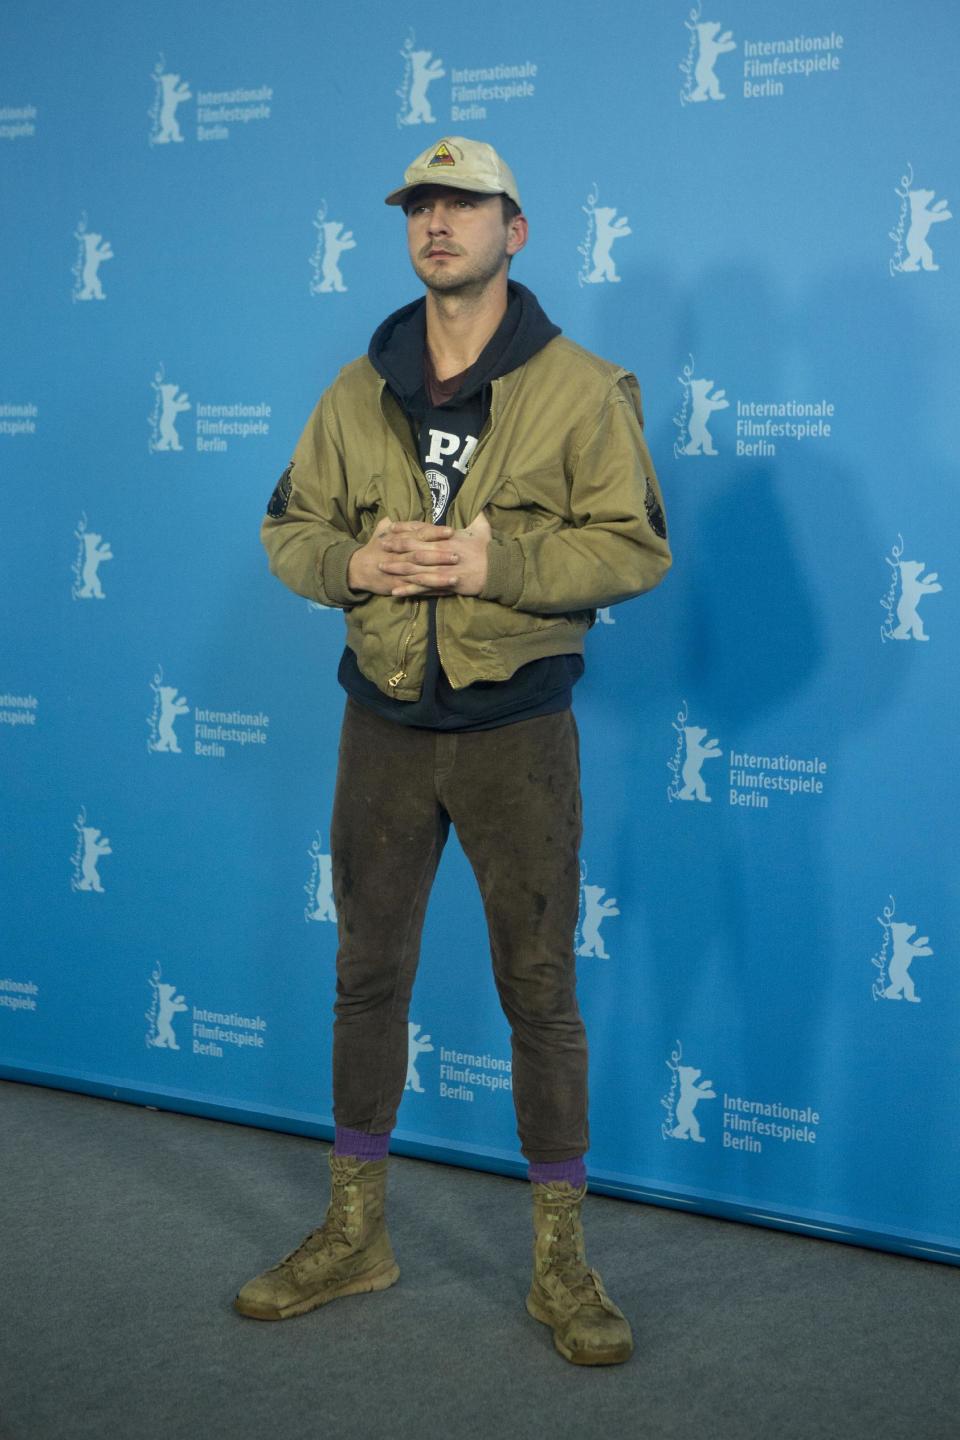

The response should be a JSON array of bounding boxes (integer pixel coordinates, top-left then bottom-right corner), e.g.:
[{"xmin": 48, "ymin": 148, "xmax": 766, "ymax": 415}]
[
  {"xmin": 528, "ymin": 1156, "xmax": 587, "ymax": 1187},
  {"xmin": 334, "ymin": 1125, "xmax": 391, "ymax": 1161}
]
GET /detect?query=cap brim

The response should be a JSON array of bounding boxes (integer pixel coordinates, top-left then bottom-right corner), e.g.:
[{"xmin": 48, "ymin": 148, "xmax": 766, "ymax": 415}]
[{"xmin": 384, "ymin": 177, "xmax": 506, "ymax": 207}]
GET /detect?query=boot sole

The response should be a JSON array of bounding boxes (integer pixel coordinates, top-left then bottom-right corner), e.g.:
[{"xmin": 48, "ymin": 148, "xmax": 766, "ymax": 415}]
[
  {"xmin": 525, "ymin": 1292, "xmax": 633, "ymax": 1366},
  {"xmin": 234, "ymin": 1260, "xmax": 400, "ymax": 1321}
]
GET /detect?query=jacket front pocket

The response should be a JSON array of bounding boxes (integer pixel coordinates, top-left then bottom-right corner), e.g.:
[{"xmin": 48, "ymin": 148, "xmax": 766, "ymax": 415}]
[
  {"xmin": 484, "ymin": 474, "xmax": 566, "ymax": 538},
  {"xmin": 355, "ymin": 474, "xmax": 385, "ymax": 541}
]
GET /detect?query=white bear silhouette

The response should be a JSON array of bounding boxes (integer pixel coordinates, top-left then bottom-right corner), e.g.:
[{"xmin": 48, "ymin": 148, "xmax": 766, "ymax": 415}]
[
  {"xmin": 152, "ymin": 982, "xmax": 188, "ymax": 1048},
  {"xmin": 404, "ymin": 1022, "xmax": 434, "ymax": 1092},
  {"xmin": 882, "ymin": 921, "xmax": 932, "ymax": 1003},
  {"xmin": 157, "ymin": 73, "xmax": 192, "ymax": 144},
  {"xmin": 902, "ymin": 189, "xmax": 952, "ymax": 272},
  {"xmin": 156, "ymin": 383, "xmax": 190, "ymax": 451},
  {"xmin": 77, "ymin": 532, "xmax": 113, "ymax": 598},
  {"xmin": 689, "ymin": 22, "xmax": 736, "ymax": 102},
  {"xmin": 596, "ymin": 608, "xmax": 615, "ymax": 625},
  {"xmin": 403, "ymin": 50, "xmax": 445, "ymax": 125},
  {"xmin": 577, "ymin": 885, "xmax": 620, "ymax": 959},
  {"xmin": 678, "ymin": 725, "xmax": 722, "ymax": 802},
  {"xmin": 76, "ymin": 826, "xmax": 111, "ymax": 892},
  {"xmin": 306, "ymin": 851, "xmax": 337, "ymax": 922},
  {"xmin": 683, "ymin": 378, "xmax": 729, "ymax": 456},
  {"xmin": 155, "ymin": 686, "xmax": 189, "ymax": 752},
  {"xmin": 317, "ymin": 222, "xmax": 356, "ymax": 293},
  {"xmin": 77, "ymin": 233, "xmax": 114, "ymax": 300},
  {"xmin": 671, "ymin": 1065, "xmax": 716, "ymax": 1141},
  {"xmin": 892, "ymin": 560, "xmax": 941, "ymax": 640},
  {"xmin": 587, "ymin": 207, "xmax": 631, "ymax": 284}
]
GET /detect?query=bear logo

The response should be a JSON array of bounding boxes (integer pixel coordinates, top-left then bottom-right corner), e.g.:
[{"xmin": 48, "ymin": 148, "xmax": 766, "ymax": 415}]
[
  {"xmin": 577, "ymin": 884, "xmax": 620, "ymax": 959},
  {"xmin": 76, "ymin": 233, "xmax": 114, "ymax": 301},
  {"xmin": 400, "ymin": 49, "xmax": 445, "ymax": 126},
  {"xmin": 153, "ymin": 685, "xmax": 189, "ymax": 753},
  {"xmin": 75, "ymin": 531, "xmax": 113, "ymax": 599},
  {"xmin": 678, "ymin": 726, "xmax": 722, "ymax": 802},
  {"xmin": 585, "ymin": 206, "xmax": 631, "ymax": 284},
  {"xmin": 75, "ymin": 826, "xmax": 112, "ymax": 893},
  {"xmin": 902, "ymin": 188, "xmax": 952, "ymax": 273},
  {"xmin": 891, "ymin": 560, "xmax": 941, "ymax": 640},
  {"xmin": 153, "ymin": 382, "xmax": 191, "ymax": 452},
  {"xmin": 882, "ymin": 922, "xmax": 933, "ymax": 1004},
  {"xmin": 305, "ymin": 835, "xmax": 337, "ymax": 923},
  {"xmin": 689, "ymin": 21, "xmax": 737, "ymax": 102},
  {"xmin": 404, "ymin": 1022, "xmax": 434, "ymax": 1092},
  {"xmin": 671, "ymin": 1065, "xmax": 717, "ymax": 1142},
  {"xmin": 314, "ymin": 222, "xmax": 356, "ymax": 294},
  {"xmin": 683, "ymin": 378, "xmax": 729, "ymax": 456},
  {"xmin": 156, "ymin": 72, "xmax": 192, "ymax": 144},
  {"xmin": 151, "ymin": 982, "xmax": 188, "ymax": 1048}
]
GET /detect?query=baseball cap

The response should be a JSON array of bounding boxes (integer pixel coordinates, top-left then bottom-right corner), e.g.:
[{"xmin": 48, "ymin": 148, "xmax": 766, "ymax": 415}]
[{"xmin": 384, "ymin": 136, "xmax": 522, "ymax": 209}]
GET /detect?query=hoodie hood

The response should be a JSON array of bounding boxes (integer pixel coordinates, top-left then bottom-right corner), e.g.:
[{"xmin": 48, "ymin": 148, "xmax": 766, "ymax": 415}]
[{"xmin": 368, "ymin": 281, "xmax": 561, "ymax": 417}]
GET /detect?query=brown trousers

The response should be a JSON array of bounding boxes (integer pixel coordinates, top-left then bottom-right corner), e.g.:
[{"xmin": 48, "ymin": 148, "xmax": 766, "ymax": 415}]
[{"xmin": 330, "ymin": 698, "xmax": 589, "ymax": 1163}]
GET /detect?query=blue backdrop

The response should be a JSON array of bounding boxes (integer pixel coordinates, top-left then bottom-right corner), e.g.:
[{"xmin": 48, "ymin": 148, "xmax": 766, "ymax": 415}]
[{"xmin": 2, "ymin": 0, "xmax": 957, "ymax": 1265}]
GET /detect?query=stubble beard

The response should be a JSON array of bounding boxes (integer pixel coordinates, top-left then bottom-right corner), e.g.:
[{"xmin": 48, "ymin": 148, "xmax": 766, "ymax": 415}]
[{"xmin": 412, "ymin": 245, "xmax": 509, "ymax": 302}]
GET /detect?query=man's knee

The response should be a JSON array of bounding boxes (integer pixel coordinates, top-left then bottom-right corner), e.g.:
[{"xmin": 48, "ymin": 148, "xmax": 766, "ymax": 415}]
[{"xmin": 494, "ymin": 962, "xmax": 581, "ymax": 1027}]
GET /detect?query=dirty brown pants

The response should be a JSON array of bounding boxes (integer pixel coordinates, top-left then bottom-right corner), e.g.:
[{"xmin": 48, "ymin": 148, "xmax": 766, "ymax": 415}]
[{"xmin": 330, "ymin": 697, "xmax": 589, "ymax": 1162}]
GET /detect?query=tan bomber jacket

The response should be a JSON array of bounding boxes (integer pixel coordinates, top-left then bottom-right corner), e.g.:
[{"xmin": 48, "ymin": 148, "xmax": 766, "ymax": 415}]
[{"xmin": 261, "ymin": 335, "xmax": 672, "ymax": 701}]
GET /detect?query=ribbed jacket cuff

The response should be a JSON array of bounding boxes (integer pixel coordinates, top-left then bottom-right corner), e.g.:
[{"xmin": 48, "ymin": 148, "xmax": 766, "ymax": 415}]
[
  {"xmin": 322, "ymin": 537, "xmax": 367, "ymax": 607},
  {"xmin": 480, "ymin": 535, "xmax": 524, "ymax": 608}
]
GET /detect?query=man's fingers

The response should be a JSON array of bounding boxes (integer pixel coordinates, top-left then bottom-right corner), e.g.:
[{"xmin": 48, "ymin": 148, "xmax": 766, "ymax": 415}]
[
  {"xmin": 380, "ymin": 537, "xmax": 453, "ymax": 555},
  {"xmin": 380, "ymin": 550, "xmax": 458, "ymax": 573},
  {"xmin": 389, "ymin": 570, "xmax": 460, "ymax": 596},
  {"xmin": 390, "ymin": 584, "xmax": 454, "ymax": 597},
  {"xmin": 382, "ymin": 521, "xmax": 453, "ymax": 541},
  {"xmin": 391, "ymin": 572, "xmax": 458, "ymax": 586}
]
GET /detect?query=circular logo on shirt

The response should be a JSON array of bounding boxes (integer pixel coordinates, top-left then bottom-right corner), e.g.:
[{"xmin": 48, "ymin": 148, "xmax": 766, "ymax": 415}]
[{"xmin": 426, "ymin": 469, "xmax": 450, "ymax": 524}]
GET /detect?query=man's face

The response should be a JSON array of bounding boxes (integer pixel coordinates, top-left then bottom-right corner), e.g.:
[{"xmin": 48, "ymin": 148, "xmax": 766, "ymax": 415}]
[{"xmin": 405, "ymin": 185, "xmax": 525, "ymax": 296}]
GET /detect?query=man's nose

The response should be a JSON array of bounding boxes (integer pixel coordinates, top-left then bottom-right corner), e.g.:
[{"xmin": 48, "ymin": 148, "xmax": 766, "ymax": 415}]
[{"xmin": 427, "ymin": 208, "xmax": 452, "ymax": 234}]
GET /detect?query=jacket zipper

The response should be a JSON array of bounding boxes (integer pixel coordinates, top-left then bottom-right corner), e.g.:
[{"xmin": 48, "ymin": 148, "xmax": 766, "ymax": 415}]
[
  {"xmin": 436, "ymin": 613, "xmax": 450, "ymax": 690},
  {"xmin": 381, "ymin": 430, "xmax": 428, "ymax": 690},
  {"xmin": 387, "ymin": 599, "xmax": 420, "ymax": 689}
]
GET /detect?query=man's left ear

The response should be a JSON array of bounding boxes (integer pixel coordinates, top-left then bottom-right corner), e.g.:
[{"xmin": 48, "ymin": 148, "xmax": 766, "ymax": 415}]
[{"xmin": 507, "ymin": 214, "xmax": 529, "ymax": 257}]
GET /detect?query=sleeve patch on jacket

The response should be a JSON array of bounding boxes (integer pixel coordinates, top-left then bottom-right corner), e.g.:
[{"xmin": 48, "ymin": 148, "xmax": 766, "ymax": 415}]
[
  {"xmin": 266, "ymin": 463, "xmax": 294, "ymax": 518},
  {"xmin": 644, "ymin": 478, "xmax": 667, "ymax": 539}
]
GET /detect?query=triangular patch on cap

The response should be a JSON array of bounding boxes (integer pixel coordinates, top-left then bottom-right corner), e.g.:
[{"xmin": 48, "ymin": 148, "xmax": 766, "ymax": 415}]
[{"xmin": 428, "ymin": 142, "xmax": 456, "ymax": 168}]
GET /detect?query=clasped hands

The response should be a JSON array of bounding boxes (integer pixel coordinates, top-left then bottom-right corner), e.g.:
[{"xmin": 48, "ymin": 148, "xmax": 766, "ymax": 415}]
[{"xmin": 347, "ymin": 513, "xmax": 491, "ymax": 598}]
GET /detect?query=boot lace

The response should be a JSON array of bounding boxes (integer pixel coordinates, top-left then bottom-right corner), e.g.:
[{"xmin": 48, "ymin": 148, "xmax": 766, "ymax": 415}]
[
  {"xmin": 541, "ymin": 1192, "xmax": 605, "ymax": 1308},
  {"xmin": 279, "ymin": 1178, "xmax": 357, "ymax": 1271}
]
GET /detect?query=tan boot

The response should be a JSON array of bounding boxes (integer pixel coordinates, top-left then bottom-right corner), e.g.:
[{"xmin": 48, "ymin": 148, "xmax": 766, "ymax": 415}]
[
  {"xmin": 526, "ymin": 1180, "xmax": 633, "ymax": 1365},
  {"xmin": 234, "ymin": 1153, "xmax": 399, "ymax": 1320}
]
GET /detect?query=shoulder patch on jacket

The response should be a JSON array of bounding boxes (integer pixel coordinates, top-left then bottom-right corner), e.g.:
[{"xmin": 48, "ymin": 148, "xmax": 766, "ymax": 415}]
[
  {"xmin": 266, "ymin": 462, "xmax": 294, "ymax": 518},
  {"xmin": 644, "ymin": 477, "xmax": 667, "ymax": 539}
]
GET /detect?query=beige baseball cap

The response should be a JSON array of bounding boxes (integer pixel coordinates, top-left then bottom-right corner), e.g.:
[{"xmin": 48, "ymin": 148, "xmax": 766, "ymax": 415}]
[{"xmin": 384, "ymin": 136, "xmax": 522, "ymax": 209}]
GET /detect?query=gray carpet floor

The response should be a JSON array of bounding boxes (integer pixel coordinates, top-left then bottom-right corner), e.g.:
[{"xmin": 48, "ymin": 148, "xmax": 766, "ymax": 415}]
[{"xmin": 1, "ymin": 1079, "xmax": 956, "ymax": 1440}]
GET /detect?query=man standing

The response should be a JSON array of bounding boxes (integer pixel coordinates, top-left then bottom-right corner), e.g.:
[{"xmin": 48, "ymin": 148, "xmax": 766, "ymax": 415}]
[{"xmin": 235, "ymin": 137, "xmax": 671, "ymax": 1365}]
